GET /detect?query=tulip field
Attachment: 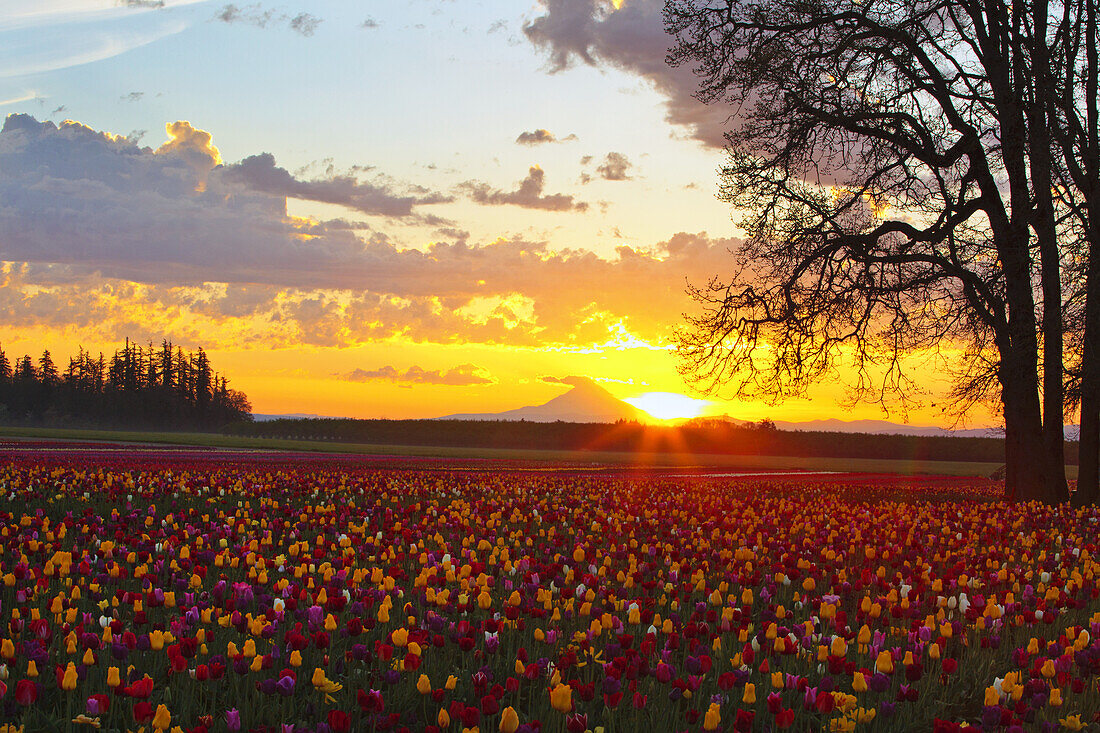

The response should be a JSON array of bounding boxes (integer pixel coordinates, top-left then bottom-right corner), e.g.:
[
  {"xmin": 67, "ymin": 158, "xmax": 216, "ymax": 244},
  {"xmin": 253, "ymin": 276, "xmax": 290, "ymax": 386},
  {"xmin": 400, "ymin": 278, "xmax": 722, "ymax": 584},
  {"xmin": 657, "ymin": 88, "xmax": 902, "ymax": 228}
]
[{"xmin": 2, "ymin": 445, "xmax": 1100, "ymax": 732}]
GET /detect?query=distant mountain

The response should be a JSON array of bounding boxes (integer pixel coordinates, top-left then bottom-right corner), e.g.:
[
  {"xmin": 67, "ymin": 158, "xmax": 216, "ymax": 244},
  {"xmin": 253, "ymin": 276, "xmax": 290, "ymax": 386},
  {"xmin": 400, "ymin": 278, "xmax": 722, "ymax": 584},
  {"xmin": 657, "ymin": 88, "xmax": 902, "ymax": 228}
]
[
  {"xmin": 437, "ymin": 376, "xmax": 650, "ymax": 423},
  {"xmin": 253, "ymin": 413, "xmax": 332, "ymax": 422}
]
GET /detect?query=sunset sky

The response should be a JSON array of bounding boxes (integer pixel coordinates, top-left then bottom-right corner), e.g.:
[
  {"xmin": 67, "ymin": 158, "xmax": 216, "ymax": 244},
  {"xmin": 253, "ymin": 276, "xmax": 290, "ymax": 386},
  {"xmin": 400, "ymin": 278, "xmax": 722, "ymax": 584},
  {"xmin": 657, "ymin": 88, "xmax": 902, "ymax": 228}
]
[{"xmin": 0, "ymin": 0, "xmax": 994, "ymax": 426}]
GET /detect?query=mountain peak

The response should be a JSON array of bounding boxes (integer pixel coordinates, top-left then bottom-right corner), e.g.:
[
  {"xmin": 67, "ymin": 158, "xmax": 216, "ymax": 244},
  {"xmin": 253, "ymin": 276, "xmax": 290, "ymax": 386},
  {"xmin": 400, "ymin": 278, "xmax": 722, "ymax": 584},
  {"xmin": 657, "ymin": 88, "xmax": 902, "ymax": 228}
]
[{"xmin": 437, "ymin": 375, "xmax": 650, "ymax": 423}]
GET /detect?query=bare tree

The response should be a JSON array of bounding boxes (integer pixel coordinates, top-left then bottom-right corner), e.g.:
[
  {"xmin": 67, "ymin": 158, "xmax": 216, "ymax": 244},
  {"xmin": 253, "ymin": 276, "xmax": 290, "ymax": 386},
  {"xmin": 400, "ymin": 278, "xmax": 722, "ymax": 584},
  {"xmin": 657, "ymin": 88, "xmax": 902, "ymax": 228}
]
[{"xmin": 666, "ymin": 0, "xmax": 1074, "ymax": 502}]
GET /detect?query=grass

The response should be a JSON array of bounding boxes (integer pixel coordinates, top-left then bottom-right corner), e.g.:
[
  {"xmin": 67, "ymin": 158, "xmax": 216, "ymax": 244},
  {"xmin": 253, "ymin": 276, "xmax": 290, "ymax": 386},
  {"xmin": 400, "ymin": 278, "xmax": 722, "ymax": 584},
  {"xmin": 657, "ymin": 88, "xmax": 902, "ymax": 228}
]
[{"xmin": 0, "ymin": 424, "xmax": 1032, "ymax": 477}]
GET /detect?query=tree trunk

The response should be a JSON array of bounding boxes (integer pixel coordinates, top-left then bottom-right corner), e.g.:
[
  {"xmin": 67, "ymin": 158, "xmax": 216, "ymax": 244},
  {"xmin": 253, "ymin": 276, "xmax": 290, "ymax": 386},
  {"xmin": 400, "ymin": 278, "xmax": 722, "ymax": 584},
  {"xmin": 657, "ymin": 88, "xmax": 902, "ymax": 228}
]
[
  {"xmin": 1027, "ymin": 0, "xmax": 1069, "ymax": 503},
  {"xmin": 1074, "ymin": 212, "xmax": 1100, "ymax": 506},
  {"xmin": 998, "ymin": 220, "xmax": 1053, "ymax": 503},
  {"xmin": 1003, "ymin": 380, "xmax": 1049, "ymax": 502}
]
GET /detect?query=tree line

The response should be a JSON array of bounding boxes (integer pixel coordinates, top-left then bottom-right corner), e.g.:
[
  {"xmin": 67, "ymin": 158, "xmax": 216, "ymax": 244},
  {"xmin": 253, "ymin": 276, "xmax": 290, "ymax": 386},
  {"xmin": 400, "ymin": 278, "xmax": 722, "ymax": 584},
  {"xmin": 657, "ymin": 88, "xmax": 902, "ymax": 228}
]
[
  {"xmin": 225, "ymin": 417, "xmax": 1030, "ymax": 466},
  {"xmin": 665, "ymin": 0, "xmax": 1100, "ymax": 503},
  {"xmin": 0, "ymin": 339, "xmax": 252, "ymax": 430}
]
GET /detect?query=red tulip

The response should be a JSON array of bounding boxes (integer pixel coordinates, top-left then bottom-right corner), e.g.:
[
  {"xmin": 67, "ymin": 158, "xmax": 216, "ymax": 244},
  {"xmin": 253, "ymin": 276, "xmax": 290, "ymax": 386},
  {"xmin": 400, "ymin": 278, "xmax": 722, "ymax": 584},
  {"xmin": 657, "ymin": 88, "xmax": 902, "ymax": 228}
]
[
  {"xmin": 133, "ymin": 701, "xmax": 154, "ymax": 723},
  {"xmin": 566, "ymin": 713, "xmax": 588, "ymax": 733},
  {"xmin": 327, "ymin": 710, "xmax": 351, "ymax": 732},
  {"xmin": 14, "ymin": 679, "xmax": 37, "ymax": 706}
]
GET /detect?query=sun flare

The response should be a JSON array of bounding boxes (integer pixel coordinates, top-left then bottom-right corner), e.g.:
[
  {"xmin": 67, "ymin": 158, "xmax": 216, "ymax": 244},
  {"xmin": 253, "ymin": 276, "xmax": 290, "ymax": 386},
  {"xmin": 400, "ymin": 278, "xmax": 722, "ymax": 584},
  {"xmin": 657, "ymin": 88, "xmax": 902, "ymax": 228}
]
[{"xmin": 624, "ymin": 391, "xmax": 710, "ymax": 421}]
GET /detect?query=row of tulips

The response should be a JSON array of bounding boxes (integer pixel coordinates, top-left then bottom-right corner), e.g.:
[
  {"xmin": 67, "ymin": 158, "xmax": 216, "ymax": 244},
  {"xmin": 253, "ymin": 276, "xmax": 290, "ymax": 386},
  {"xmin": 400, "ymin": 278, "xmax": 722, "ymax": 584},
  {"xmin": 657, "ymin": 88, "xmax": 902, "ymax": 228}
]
[{"xmin": 0, "ymin": 450, "xmax": 1098, "ymax": 731}]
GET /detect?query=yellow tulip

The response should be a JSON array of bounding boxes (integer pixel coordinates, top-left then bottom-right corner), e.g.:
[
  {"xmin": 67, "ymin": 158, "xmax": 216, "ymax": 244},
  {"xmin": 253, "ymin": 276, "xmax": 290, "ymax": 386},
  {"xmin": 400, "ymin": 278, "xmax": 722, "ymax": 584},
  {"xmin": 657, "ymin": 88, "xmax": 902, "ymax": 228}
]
[
  {"xmin": 703, "ymin": 702, "xmax": 721, "ymax": 731},
  {"xmin": 499, "ymin": 707, "xmax": 519, "ymax": 733},
  {"xmin": 1059, "ymin": 715, "xmax": 1085, "ymax": 731},
  {"xmin": 61, "ymin": 663, "xmax": 78, "ymax": 691},
  {"xmin": 417, "ymin": 674, "xmax": 432, "ymax": 695},
  {"xmin": 549, "ymin": 683, "xmax": 572, "ymax": 713},
  {"xmin": 742, "ymin": 683, "xmax": 756, "ymax": 704},
  {"xmin": 152, "ymin": 704, "xmax": 171, "ymax": 731}
]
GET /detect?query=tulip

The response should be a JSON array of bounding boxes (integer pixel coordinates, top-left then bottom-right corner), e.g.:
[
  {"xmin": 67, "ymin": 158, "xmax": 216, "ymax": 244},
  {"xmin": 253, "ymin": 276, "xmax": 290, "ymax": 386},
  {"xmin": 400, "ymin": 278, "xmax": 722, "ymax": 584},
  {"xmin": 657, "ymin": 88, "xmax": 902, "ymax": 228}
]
[
  {"xmin": 61, "ymin": 663, "xmax": 78, "ymax": 691},
  {"xmin": 1060, "ymin": 715, "xmax": 1085, "ymax": 731},
  {"xmin": 703, "ymin": 702, "xmax": 721, "ymax": 730},
  {"xmin": 550, "ymin": 683, "xmax": 573, "ymax": 712},
  {"xmin": 151, "ymin": 704, "xmax": 171, "ymax": 731},
  {"xmin": 226, "ymin": 708, "xmax": 241, "ymax": 731},
  {"xmin": 14, "ymin": 679, "xmax": 37, "ymax": 706},
  {"xmin": 327, "ymin": 710, "xmax": 351, "ymax": 732},
  {"xmin": 499, "ymin": 706, "xmax": 519, "ymax": 733}
]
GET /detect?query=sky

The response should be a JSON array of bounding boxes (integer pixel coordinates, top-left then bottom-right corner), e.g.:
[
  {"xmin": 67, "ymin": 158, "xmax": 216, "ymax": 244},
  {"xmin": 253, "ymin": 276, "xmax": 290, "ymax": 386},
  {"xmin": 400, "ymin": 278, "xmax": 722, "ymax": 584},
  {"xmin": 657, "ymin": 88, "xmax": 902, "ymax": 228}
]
[{"xmin": 0, "ymin": 0, "xmax": 995, "ymax": 426}]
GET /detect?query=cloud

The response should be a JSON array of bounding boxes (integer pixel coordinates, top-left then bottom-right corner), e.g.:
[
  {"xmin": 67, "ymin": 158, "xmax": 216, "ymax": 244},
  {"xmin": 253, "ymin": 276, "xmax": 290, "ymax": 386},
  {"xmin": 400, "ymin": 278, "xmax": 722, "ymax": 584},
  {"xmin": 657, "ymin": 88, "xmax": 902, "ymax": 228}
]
[
  {"xmin": 540, "ymin": 375, "xmax": 592, "ymax": 386},
  {"xmin": 223, "ymin": 153, "xmax": 452, "ymax": 217},
  {"xmin": 0, "ymin": 92, "xmax": 41, "ymax": 107},
  {"xmin": 120, "ymin": 0, "xmax": 166, "ymax": 8},
  {"xmin": 459, "ymin": 166, "xmax": 587, "ymax": 212},
  {"xmin": 515, "ymin": 128, "xmax": 577, "ymax": 146},
  {"xmin": 214, "ymin": 4, "xmax": 321, "ymax": 36},
  {"xmin": 340, "ymin": 363, "xmax": 495, "ymax": 386},
  {"xmin": 0, "ymin": 16, "xmax": 188, "ymax": 78},
  {"xmin": 524, "ymin": 0, "xmax": 731, "ymax": 148},
  {"xmin": 287, "ymin": 12, "xmax": 320, "ymax": 36},
  {"xmin": 596, "ymin": 151, "xmax": 632, "ymax": 180},
  {"xmin": 360, "ymin": 17, "xmax": 379, "ymax": 29},
  {"xmin": 121, "ymin": 91, "xmax": 144, "ymax": 102},
  {"xmin": 0, "ymin": 114, "xmax": 742, "ymax": 349},
  {"xmin": 516, "ymin": 128, "xmax": 556, "ymax": 145}
]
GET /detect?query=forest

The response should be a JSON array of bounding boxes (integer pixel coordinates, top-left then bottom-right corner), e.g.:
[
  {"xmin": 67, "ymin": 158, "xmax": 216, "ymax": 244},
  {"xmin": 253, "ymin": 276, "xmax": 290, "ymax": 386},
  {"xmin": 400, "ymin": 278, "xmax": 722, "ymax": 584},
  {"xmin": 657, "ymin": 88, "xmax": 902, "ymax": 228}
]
[
  {"xmin": 226, "ymin": 416, "xmax": 1052, "ymax": 465},
  {"xmin": 0, "ymin": 339, "xmax": 252, "ymax": 430}
]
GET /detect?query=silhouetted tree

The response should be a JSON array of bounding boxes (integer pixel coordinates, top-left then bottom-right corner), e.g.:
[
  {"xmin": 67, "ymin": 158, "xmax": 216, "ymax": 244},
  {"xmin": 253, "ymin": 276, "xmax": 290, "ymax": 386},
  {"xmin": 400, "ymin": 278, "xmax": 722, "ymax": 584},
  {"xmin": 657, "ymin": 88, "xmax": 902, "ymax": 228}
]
[
  {"xmin": 0, "ymin": 338, "xmax": 252, "ymax": 429},
  {"xmin": 666, "ymin": 0, "xmax": 1084, "ymax": 503}
]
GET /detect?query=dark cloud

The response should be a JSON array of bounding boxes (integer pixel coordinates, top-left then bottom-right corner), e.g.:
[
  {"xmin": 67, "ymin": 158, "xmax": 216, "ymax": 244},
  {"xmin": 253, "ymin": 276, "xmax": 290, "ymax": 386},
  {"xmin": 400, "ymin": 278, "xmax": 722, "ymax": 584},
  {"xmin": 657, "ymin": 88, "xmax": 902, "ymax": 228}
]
[
  {"xmin": 0, "ymin": 114, "xmax": 742, "ymax": 349},
  {"xmin": 223, "ymin": 153, "xmax": 451, "ymax": 217},
  {"xmin": 121, "ymin": 91, "xmax": 144, "ymax": 102},
  {"xmin": 596, "ymin": 151, "xmax": 632, "ymax": 181},
  {"xmin": 287, "ymin": 12, "xmax": 321, "ymax": 36},
  {"xmin": 361, "ymin": 17, "xmax": 380, "ymax": 29},
  {"xmin": 524, "ymin": 0, "xmax": 731, "ymax": 148},
  {"xmin": 216, "ymin": 3, "xmax": 274, "ymax": 27},
  {"xmin": 459, "ymin": 166, "xmax": 587, "ymax": 212},
  {"xmin": 515, "ymin": 128, "xmax": 577, "ymax": 146},
  {"xmin": 340, "ymin": 364, "xmax": 495, "ymax": 386},
  {"xmin": 214, "ymin": 4, "xmax": 321, "ymax": 36},
  {"xmin": 540, "ymin": 375, "xmax": 592, "ymax": 386},
  {"xmin": 516, "ymin": 128, "xmax": 557, "ymax": 145}
]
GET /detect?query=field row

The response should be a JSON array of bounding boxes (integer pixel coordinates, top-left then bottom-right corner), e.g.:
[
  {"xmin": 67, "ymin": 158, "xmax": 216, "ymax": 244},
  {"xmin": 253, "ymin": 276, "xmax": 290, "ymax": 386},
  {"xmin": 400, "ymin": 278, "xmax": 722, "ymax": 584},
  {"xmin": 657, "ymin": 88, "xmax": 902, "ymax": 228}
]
[{"xmin": 0, "ymin": 451, "xmax": 1096, "ymax": 732}]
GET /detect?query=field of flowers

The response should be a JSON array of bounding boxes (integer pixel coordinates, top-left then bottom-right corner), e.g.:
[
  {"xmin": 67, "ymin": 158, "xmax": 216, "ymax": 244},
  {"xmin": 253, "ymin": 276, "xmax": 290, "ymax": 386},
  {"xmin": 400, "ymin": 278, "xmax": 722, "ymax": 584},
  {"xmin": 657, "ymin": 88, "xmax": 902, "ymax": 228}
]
[{"xmin": 1, "ymin": 446, "xmax": 1099, "ymax": 732}]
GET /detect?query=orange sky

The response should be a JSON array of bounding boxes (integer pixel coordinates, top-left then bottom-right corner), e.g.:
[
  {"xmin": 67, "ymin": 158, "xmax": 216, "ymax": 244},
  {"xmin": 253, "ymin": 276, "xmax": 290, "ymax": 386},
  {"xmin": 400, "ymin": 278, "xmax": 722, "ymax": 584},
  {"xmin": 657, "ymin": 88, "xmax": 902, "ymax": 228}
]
[{"xmin": 0, "ymin": 2, "xmax": 1001, "ymax": 428}]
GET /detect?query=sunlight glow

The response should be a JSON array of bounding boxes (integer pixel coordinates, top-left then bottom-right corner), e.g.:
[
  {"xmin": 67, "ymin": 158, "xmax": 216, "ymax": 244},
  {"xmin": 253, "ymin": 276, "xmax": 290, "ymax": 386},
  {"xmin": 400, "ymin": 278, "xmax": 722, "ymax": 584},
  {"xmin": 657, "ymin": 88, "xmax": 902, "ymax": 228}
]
[{"xmin": 624, "ymin": 392, "xmax": 710, "ymax": 420}]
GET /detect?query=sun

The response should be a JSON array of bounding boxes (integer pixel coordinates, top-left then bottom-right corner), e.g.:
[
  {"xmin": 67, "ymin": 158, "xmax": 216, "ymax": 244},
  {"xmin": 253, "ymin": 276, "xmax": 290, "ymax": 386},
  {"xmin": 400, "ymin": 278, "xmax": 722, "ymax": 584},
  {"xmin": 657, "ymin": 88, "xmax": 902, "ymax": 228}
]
[{"xmin": 623, "ymin": 392, "xmax": 710, "ymax": 421}]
